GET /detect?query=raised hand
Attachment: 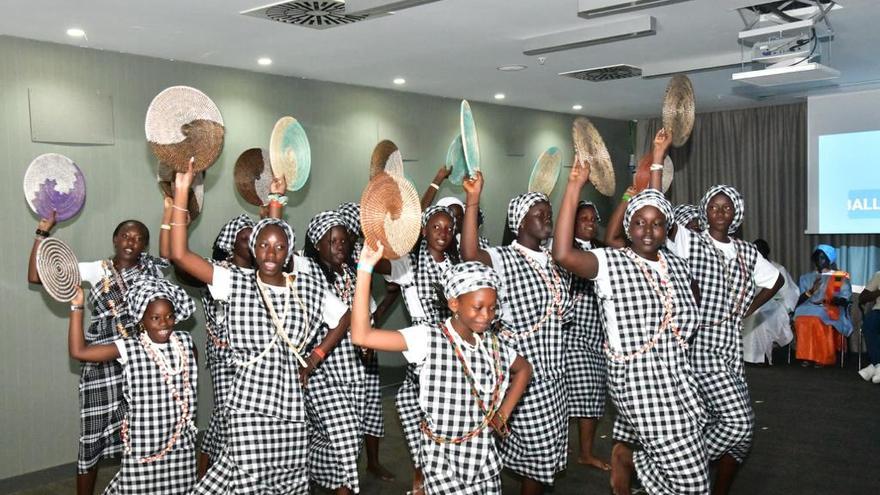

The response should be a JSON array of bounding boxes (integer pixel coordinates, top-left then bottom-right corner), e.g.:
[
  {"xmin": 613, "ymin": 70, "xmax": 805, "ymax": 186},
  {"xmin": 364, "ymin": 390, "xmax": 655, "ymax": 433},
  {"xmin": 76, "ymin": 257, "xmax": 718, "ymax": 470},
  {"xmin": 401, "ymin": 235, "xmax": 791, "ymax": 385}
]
[
  {"xmin": 568, "ymin": 155, "xmax": 591, "ymax": 187},
  {"xmin": 71, "ymin": 286, "xmax": 85, "ymax": 306},
  {"xmin": 359, "ymin": 240, "xmax": 385, "ymax": 267},
  {"xmin": 653, "ymin": 128, "xmax": 673, "ymax": 158},
  {"xmin": 175, "ymin": 157, "xmax": 195, "ymax": 191},
  {"xmin": 434, "ymin": 164, "xmax": 452, "ymax": 182},
  {"xmin": 270, "ymin": 174, "xmax": 287, "ymax": 195},
  {"xmin": 38, "ymin": 209, "xmax": 57, "ymax": 233},
  {"xmin": 462, "ymin": 171, "xmax": 484, "ymax": 198}
]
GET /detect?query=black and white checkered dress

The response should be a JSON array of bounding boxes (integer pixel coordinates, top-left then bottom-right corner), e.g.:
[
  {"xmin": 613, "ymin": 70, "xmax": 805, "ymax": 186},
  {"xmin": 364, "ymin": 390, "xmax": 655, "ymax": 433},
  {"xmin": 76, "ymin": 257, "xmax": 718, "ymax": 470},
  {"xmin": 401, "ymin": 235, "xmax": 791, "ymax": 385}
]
[
  {"xmin": 390, "ymin": 241, "xmax": 454, "ymax": 466},
  {"xmin": 78, "ymin": 256, "xmax": 167, "ymax": 474},
  {"xmin": 564, "ymin": 239, "xmax": 607, "ymax": 419},
  {"xmin": 192, "ymin": 265, "xmax": 327, "ymax": 495},
  {"xmin": 597, "ymin": 248, "xmax": 709, "ymax": 494},
  {"xmin": 302, "ymin": 261, "xmax": 366, "ymax": 493},
  {"xmin": 489, "ymin": 245, "xmax": 571, "ymax": 485},
  {"xmin": 103, "ymin": 331, "xmax": 198, "ymax": 495},
  {"xmin": 418, "ymin": 323, "xmax": 514, "ymax": 495},
  {"xmin": 685, "ymin": 233, "xmax": 759, "ymax": 463},
  {"xmin": 198, "ymin": 261, "xmax": 245, "ymax": 460}
]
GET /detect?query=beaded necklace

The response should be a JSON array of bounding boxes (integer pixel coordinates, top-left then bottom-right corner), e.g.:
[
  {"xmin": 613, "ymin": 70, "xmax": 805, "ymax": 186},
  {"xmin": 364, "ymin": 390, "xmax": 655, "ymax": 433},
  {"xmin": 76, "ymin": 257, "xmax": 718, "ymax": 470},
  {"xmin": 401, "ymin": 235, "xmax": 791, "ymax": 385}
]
[
  {"xmin": 420, "ymin": 321, "xmax": 506, "ymax": 445},
  {"xmin": 250, "ymin": 272, "xmax": 314, "ymax": 369},
  {"xmin": 604, "ymin": 248, "xmax": 688, "ymax": 363},
  {"xmin": 699, "ymin": 233, "xmax": 750, "ymax": 328},
  {"xmin": 498, "ymin": 244, "xmax": 564, "ymax": 339},
  {"xmin": 100, "ymin": 259, "xmax": 136, "ymax": 338},
  {"xmin": 333, "ymin": 267, "xmax": 354, "ymax": 305},
  {"xmin": 121, "ymin": 332, "xmax": 194, "ymax": 463}
]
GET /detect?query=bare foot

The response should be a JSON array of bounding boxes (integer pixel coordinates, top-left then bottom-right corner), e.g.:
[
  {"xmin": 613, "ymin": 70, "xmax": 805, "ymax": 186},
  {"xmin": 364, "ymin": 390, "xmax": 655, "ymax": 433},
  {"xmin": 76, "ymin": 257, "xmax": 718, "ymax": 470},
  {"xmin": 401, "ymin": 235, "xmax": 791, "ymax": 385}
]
[
  {"xmin": 610, "ymin": 443, "xmax": 634, "ymax": 495},
  {"xmin": 367, "ymin": 463, "xmax": 396, "ymax": 481},
  {"xmin": 577, "ymin": 454, "xmax": 611, "ymax": 471}
]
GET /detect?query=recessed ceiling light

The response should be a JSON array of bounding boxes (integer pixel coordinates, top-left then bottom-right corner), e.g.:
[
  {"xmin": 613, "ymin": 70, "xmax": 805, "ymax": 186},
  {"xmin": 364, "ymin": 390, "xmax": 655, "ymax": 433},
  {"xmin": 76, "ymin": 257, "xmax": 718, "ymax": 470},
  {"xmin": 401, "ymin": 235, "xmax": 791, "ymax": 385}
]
[
  {"xmin": 258, "ymin": 57, "xmax": 272, "ymax": 66},
  {"xmin": 497, "ymin": 64, "xmax": 527, "ymax": 72},
  {"xmin": 66, "ymin": 28, "xmax": 86, "ymax": 38},
  {"xmin": 572, "ymin": 104, "xmax": 583, "ymax": 111},
  {"xmin": 393, "ymin": 77, "xmax": 406, "ymax": 85},
  {"xmin": 494, "ymin": 93, "xmax": 506, "ymax": 100}
]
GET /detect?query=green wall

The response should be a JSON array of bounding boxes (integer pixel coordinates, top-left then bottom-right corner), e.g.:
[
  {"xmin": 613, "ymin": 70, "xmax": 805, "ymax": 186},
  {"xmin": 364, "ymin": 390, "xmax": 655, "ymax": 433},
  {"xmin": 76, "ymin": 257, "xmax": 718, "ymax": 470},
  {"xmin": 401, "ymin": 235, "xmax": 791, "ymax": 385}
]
[{"xmin": 0, "ymin": 35, "xmax": 630, "ymax": 479}]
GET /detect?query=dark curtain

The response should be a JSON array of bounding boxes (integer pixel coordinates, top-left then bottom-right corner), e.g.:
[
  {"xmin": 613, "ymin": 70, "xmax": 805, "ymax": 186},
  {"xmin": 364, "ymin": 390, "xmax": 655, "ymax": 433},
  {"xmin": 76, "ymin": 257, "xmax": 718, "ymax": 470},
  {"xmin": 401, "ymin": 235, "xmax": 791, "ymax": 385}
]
[{"xmin": 636, "ymin": 102, "xmax": 880, "ymax": 279}]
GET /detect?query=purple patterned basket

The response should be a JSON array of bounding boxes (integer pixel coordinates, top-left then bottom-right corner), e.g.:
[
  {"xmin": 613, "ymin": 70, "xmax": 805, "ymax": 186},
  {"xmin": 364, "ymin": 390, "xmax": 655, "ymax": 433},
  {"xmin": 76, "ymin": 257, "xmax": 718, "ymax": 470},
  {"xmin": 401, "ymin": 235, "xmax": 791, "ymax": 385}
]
[{"xmin": 23, "ymin": 153, "xmax": 86, "ymax": 222}]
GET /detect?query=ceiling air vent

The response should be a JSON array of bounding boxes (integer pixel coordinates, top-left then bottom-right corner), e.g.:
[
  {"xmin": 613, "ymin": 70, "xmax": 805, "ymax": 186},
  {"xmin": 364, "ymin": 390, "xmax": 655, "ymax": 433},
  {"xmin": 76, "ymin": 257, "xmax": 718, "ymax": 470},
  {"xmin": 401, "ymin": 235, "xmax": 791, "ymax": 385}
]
[
  {"xmin": 559, "ymin": 64, "xmax": 643, "ymax": 82},
  {"xmin": 241, "ymin": 1, "xmax": 387, "ymax": 30}
]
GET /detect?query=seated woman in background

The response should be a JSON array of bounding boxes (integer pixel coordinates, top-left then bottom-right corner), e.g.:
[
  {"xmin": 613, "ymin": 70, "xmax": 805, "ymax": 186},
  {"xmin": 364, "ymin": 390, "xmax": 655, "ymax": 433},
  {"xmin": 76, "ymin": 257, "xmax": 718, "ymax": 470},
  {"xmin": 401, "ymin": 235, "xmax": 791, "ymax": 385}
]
[
  {"xmin": 793, "ymin": 244, "xmax": 853, "ymax": 367},
  {"xmin": 742, "ymin": 239, "xmax": 799, "ymax": 365}
]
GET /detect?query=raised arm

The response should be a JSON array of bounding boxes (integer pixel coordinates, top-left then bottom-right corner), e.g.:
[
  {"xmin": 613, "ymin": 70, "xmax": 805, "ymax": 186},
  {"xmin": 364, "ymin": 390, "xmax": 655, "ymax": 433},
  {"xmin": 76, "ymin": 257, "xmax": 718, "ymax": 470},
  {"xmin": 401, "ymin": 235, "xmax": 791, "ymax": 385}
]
[
  {"xmin": 158, "ymin": 196, "xmax": 173, "ymax": 259},
  {"xmin": 421, "ymin": 165, "xmax": 451, "ymax": 210},
  {"xmin": 350, "ymin": 242, "xmax": 408, "ymax": 352},
  {"xmin": 68, "ymin": 287, "xmax": 120, "ymax": 363},
  {"xmin": 552, "ymin": 159, "xmax": 599, "ymax": 279},
  {"xmin": 27, "ymin": 212, "xmax": 57, "ymax": 284},
  {"xmin": 459, "ymin": 172, "xmax": 493, "ymax": 266},
  {"xmin": 604, "ymin": 186, "xmax": 634, "ymax": 249},
  {"xmin": 266, "ymin": 174, "xmax": 287, "ymax": 219},
  {"xmin": 169, "ymin": 160, "xmax": 215, "ymax": 285}
]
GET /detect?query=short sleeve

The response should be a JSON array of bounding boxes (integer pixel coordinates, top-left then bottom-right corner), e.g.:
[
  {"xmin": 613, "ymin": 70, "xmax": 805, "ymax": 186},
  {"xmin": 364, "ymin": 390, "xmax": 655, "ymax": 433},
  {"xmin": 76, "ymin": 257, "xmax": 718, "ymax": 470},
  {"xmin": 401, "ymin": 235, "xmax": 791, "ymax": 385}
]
[
  {"xmin": 78, "ymin": 261, "xmax": 104, "ymax": 287},
  {"xmin": 667, "ymin": 226, "xmax": 692, "ymax": 259},
  {"xmin": 208, "ymin": 265, "xmax": 233, "ymax": 301},
  {"xmin": 385, "ymin": 257, "xmax": 414, "ymax": 285},
  {"xmin": 753, "ymin": 253, "xmax": 781, "ymax": 289},
  {"xmin": 486, "ymin": 247, "xmax": 505, "ymax": 280},
  {"xmin": 588, "ymin": 249, "xmax": 611, "ymax": 296},
  {"xmin": 322, "ymin": 290, "xmax": 348, "ymax": 328},
  {"xmin": 398, "ymin": 325, "xmax": 430, "ymax": 364},
  {"xmin": 114, "ymin": 339, "xmax": 128, "ymax": 365}
]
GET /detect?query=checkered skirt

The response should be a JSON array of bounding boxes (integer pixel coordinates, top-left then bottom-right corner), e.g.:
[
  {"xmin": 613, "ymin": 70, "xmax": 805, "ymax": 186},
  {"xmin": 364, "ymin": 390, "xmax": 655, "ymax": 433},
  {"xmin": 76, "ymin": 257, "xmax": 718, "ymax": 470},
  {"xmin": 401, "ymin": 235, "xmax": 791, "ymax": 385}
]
[
  {"xmin": 103, "ymin": 332, "xmax": 198, "ymax": 494},
  {"xmin": 78, "ymin": 259, "xmax": 165, "ymax": 473},
  {"xmin": 200, "ymin": 281, "xmax": 237, "ymax": 459},
  {"xmin": 599, "ymin": 249, "xmax": 708, "ymax": 494},
  {"xmin": 362, "ymin": 352, "xmax": 384, "ymax": 437}
]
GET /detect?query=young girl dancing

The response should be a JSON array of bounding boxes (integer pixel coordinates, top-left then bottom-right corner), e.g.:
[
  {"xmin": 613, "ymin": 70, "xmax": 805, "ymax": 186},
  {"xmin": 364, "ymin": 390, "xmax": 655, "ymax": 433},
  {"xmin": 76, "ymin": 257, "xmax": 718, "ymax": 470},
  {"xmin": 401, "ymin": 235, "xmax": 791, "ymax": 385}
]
[
  {"xmin": 67, "ymin": 276, "xmax": 198, "ymax": 494},
  {"xmin": 351, "ymin": 242, "xmax": 532, "ymax": 494},
  {"xmin": 553, "ymin": 139, "xmax": 709, "ymax": 495}
]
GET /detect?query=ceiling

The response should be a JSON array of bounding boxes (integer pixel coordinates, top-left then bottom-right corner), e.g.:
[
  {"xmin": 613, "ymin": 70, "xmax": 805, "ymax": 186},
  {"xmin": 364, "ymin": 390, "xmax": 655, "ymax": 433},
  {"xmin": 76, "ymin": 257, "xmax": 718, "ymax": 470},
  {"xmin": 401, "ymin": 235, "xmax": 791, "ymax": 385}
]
[{"xmin": 1, "ymin": 0, "xmax": 878, "ymax": 120}]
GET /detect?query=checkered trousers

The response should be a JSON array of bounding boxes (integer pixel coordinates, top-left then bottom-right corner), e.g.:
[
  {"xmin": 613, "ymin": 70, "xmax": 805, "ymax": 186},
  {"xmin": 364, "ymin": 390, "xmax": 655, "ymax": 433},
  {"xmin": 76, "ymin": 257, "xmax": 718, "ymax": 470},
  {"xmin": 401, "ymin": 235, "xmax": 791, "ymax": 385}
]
[
  {"xmin": 492, "ymin": 246, "xmax": 571, "ymax": 380},
  {"xmin": 200, "ymin": 274, "xmax": 238, "ymax": 458},
  {"xmin": 686, "ymin": 233, "xmax": 760, "ymax": 376},
  {"xmin": 192, "ymin": 412, "xmax": 309, "ymax": 495},
  {"xmin": 419, "ymin": 325, "xmax": 513, "ymax": 489},
  {"xmin": 362, "ymin": 352, "xmax": 384, "ymax": 437},
  {"xmin": 599, "ymin": 249, "xmax": 708, "ymax": 494},
  {"xmin": 108, "ymin": 332, "xmax": 198, "ymax": 494},
  {"xmin": 305, "ymin": 374, "xmax": 365, "ymax": 492},
  {"xmin": 223, "ymin": 266, "xmax": 326, "ymax": 422},
  {"xmin": 565, "ymin": 241, "xmax": 607, "ymax": 418}
]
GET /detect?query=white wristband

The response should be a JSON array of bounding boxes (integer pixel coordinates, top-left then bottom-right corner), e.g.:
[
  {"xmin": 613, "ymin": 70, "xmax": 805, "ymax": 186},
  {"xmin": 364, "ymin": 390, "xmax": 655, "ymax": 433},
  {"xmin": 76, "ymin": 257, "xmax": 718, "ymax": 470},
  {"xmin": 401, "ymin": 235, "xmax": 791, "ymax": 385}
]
[
  {"xmin": 429, "ymin": 183, "xmax": 440, "ymax": 190},
  {"xmin": 650, "ymin": 163, "xmax": 664, "ymax": 171}
]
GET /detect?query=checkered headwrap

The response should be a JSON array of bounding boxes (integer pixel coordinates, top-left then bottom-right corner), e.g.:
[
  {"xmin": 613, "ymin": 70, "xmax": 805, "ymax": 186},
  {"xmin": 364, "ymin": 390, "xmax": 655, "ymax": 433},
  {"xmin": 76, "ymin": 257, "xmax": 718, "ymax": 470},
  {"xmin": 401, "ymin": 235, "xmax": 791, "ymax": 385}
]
[
  {"xmin": 507, "ymin": 192, "xmax": 549, "ymax": 235},
  {"xmin": 441, "ymin": 261, "xmax": 502, "ymax": 300},
  {"xmin": 421, "ymin": 205, "xmax": 456, "ymax": 231},
  {"xmin": 672, "ymin": 204, "xmax": 700, "ymax": 226},
  {"xmin": 437, "ymin": 196, "xmax": 464, "ymax": 210},
  {"xmin": 623, "ymin": 189, "xmax": 673, "ymax": 240},
  {"xmin": 215, "ymin": 214, "xmax": 256, "ymax": 254},
  {"xmin": 336, "ymin": 202, "xmax": 361, "ymax": 236},
  {"xmin": 578, "ymin": 200, "xmax": 601, "ymax": 223},
  {"xmin": 307, "ymin": 210, "xmax": 345, "ymax": 246},
  {"xmin": 700, "ymin": 184, "xmax": 744, "ymax": 234},
  {"xmin": 249, "ymin": 218, "xmax": 296, "ymax": 263},
  {"xmin": 126, "ymin": 276, "xmax": 195, "ymax": 323}
]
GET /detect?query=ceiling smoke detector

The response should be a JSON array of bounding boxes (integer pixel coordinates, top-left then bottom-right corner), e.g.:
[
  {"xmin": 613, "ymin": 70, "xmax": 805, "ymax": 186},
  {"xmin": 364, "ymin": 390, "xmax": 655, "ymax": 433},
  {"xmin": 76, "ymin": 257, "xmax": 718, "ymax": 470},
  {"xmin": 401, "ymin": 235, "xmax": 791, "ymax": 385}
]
[
  {"xmin": 559, "ymin": 64, "xmax": 643, "ymax": 82},
  {"xmin": 241, "ymin": 1, "xmax": 387, "ymax": 30}
]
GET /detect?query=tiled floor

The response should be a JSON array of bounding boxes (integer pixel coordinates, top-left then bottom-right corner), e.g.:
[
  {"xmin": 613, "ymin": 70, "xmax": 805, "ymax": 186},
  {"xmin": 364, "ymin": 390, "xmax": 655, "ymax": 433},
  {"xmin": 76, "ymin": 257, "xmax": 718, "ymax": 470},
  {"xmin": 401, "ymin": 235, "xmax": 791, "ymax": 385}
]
[{"xmin": 8, "ymin": 358, "xmax": 880, "ymax": 494}]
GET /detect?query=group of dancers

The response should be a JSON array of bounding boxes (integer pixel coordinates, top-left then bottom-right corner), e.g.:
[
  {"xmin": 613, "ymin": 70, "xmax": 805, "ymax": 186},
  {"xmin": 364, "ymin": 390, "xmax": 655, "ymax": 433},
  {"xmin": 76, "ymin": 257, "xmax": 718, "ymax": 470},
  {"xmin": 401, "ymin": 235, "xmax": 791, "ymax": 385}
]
[{"xmin": 27, "ymin": 128, "xmax": 785, "ymax": 495}]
